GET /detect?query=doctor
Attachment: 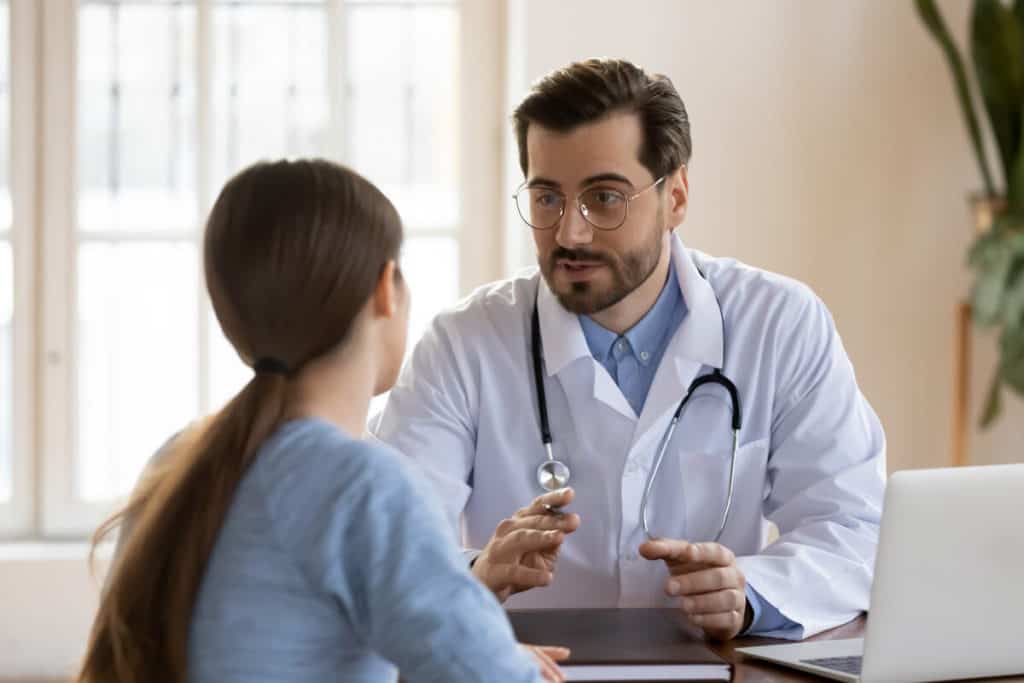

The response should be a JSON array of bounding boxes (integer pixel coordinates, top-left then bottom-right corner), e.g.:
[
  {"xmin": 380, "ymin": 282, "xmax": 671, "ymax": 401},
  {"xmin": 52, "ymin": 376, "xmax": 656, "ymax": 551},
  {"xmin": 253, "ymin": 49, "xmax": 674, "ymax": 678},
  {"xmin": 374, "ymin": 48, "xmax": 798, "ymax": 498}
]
[{"xmin": 374, "ymin": 58, "xmax": 886, "ymax": 641}]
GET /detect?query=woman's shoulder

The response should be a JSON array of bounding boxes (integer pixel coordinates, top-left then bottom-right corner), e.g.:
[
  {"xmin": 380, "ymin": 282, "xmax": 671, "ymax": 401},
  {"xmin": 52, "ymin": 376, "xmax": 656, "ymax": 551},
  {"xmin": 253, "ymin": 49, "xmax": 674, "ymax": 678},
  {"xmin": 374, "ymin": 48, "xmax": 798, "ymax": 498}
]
[{"xmin": 254, "ymin": 417, "xmax": 416, "ymax": 506}]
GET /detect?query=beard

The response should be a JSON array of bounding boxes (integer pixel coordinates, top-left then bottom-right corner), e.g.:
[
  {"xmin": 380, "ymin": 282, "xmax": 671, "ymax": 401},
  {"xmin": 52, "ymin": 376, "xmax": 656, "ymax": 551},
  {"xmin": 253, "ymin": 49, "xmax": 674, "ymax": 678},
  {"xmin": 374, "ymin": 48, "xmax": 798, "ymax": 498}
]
[{"xmin": 540, "ymin": 216, "xmax": 665, "ymax": 315}]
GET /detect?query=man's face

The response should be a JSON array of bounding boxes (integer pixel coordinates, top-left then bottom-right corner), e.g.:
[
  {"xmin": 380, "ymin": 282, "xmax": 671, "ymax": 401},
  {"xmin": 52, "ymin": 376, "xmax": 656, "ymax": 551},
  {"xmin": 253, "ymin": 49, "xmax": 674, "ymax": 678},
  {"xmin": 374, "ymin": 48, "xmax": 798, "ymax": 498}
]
[{"xmin": 524, "ymin": 112, "xmax": 678, "ymax": 315}]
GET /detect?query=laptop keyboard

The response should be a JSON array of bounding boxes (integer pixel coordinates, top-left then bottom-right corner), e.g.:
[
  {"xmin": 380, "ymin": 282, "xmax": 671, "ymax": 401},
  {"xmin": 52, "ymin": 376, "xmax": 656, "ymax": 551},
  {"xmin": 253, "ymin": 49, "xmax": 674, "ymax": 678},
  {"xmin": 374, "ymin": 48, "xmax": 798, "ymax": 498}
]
[{"xmin": 801, "ymin": 656, "xmax": 863, "ymax": 676}]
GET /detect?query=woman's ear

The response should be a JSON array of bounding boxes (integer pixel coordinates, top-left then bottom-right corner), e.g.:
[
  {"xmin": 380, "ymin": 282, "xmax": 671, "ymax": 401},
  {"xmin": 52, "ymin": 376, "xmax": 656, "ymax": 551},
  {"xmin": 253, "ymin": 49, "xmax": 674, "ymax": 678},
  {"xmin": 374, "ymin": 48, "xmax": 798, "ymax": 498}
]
[
  {"xmin": 666, "ymin": 165, "xmax": 689, "ymax": 230},
  {"xmin": 372, "ymin": 260, "xmax": 399, "ymax": 319}
]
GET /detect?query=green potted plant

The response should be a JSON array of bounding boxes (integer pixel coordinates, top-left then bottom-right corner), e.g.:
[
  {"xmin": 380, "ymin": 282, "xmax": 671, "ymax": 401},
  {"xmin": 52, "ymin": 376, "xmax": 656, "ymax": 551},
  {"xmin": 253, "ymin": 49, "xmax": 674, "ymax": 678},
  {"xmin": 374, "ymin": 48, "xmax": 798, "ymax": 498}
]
[{"xmin": 917, "ymin": 0, "xmax": 1024, "ymax": 426}]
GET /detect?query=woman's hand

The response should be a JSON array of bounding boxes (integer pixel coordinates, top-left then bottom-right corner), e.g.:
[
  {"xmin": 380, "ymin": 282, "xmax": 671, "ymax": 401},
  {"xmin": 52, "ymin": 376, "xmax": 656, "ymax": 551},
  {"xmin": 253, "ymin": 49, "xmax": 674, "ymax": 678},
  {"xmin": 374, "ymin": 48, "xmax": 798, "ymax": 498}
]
[{"xmin": 520, "ymin": 644, "xmax": 570, "ymax": 682}]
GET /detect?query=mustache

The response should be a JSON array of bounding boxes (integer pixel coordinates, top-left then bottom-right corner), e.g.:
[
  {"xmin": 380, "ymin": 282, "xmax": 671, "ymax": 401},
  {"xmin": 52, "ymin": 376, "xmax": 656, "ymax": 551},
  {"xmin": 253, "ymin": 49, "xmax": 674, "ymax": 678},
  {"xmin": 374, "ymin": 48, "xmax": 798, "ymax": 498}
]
[{"xmin": 550, "ymin": 247, "xmax": 610, "ymax": 264}]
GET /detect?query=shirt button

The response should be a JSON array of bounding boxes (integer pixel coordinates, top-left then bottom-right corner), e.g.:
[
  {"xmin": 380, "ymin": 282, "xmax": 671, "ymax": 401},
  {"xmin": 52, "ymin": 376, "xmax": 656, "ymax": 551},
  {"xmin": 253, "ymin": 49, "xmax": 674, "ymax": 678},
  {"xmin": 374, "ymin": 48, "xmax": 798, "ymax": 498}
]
[
  {"xmin": 615, "ymin": 340, "xmax": 626, "ymax": 353},
  {"xmin": 639, "ymin": 351, "xmax": 650, "ymax": 362}
]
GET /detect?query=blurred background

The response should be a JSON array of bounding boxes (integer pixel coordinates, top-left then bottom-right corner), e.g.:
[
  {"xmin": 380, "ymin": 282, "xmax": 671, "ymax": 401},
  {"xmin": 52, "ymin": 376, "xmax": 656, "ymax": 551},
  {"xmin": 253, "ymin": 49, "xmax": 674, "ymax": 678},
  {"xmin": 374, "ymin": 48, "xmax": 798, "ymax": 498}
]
[{"xmin": 1, "ymin": 0, "xmax": 1022, "ymax": 679}]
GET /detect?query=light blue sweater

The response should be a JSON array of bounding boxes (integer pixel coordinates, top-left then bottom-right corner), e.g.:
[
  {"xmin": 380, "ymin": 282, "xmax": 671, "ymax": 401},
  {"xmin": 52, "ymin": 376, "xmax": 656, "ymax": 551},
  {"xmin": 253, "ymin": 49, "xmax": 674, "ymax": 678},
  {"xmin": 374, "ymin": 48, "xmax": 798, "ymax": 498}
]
[{"xmin": 186, "ymin": 417, "xmax": 541, "ymax": 682}]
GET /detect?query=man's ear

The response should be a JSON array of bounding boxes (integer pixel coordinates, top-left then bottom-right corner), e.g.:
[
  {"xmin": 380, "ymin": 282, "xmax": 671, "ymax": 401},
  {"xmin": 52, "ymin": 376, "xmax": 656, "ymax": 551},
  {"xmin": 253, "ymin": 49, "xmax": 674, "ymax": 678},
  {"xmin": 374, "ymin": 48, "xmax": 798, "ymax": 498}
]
[
  {"xmin": 666, "ymin": 165, "xmax": 689, "ymax": 231},
  {"xmin": 372, "ymin": 260, "xmax": 399, "ymax": 319}
]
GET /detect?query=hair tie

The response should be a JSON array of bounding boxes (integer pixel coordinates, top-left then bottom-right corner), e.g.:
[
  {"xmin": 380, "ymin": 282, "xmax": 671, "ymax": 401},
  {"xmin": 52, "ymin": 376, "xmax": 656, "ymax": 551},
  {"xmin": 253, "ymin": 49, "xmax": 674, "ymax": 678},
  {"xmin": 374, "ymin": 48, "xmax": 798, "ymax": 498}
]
[{"xmin": 254, "ymin": 357, "xmax": 291, "ymax": 376}]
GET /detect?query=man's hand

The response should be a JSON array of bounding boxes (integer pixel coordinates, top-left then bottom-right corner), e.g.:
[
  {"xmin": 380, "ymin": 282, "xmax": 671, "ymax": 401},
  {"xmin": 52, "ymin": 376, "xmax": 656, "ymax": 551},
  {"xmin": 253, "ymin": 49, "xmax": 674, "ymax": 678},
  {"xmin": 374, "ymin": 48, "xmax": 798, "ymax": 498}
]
[
  {"xmin": 639, "ymin": 539, "xmax": 753, "ymax": 641},
  {"xmin": 472, "ymin": 488, "xmax": 581, "ymax": 602}
]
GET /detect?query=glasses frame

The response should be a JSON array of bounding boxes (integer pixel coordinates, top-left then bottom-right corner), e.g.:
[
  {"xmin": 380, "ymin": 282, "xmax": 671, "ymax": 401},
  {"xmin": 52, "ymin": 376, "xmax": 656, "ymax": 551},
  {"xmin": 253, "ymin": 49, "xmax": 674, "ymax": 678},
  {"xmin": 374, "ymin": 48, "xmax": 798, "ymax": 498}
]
[{"xmin": 512, "ymin": 175, "xmax": 666, "ymax": 231}]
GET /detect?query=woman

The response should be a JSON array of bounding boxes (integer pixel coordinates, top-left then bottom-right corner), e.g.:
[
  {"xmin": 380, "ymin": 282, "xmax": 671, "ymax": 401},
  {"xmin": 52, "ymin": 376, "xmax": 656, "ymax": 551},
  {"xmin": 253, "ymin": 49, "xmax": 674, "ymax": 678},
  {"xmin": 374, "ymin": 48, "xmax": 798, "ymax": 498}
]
[{"xmin": 78, "ymin": 159, "xmax": 568, "ymax": 682}]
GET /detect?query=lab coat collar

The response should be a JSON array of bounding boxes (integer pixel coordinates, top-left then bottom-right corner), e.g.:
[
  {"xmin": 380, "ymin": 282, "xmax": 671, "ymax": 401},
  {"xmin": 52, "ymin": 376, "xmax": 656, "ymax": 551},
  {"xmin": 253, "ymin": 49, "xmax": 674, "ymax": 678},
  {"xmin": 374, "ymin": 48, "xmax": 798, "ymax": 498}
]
[{"xmin": 535, "ymin": 235, "xmax": 723, "ymax": 377}]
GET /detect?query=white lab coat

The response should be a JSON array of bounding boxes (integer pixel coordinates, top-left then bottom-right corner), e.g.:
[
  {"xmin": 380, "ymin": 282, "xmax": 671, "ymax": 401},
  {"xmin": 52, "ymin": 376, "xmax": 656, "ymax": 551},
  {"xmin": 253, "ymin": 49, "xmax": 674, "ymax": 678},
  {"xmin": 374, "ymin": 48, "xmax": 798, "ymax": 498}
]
[{"xmin": 374, "ymin": 236, "xmax": 886, "ymax": 639}]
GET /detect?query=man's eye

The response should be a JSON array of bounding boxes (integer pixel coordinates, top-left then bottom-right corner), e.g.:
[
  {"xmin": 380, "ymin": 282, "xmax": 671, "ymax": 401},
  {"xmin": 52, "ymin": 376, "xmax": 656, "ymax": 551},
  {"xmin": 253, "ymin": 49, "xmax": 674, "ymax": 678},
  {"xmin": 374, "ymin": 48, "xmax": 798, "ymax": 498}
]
[
  {"xmin": 535, "ymin": 192, "xmax": 560, "ymax": 208},
  {"xmin": 594, "ymin": 191, "xmax": 622, "ymax": 206}
]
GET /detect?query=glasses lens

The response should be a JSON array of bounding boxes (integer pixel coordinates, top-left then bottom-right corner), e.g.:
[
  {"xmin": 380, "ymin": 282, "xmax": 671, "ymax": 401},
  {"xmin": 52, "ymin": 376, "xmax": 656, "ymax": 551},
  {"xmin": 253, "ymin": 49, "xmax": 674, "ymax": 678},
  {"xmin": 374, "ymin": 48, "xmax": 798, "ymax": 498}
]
[
  {"xmin": 516, "ymin": 187, "xmax": 564, "ymax": 230},
  {"xmin": 579, "ymin": 187, "xmax": 628, "ymax": 230}
]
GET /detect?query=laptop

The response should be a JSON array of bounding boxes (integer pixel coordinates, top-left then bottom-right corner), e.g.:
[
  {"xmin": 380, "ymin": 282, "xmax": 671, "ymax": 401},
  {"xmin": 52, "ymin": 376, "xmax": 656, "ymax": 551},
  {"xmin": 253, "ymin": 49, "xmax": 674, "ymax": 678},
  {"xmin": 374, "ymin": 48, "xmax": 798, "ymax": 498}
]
[{"xmin": 736, "ymin": 464, "xmax": 1024, "ymax": 683}]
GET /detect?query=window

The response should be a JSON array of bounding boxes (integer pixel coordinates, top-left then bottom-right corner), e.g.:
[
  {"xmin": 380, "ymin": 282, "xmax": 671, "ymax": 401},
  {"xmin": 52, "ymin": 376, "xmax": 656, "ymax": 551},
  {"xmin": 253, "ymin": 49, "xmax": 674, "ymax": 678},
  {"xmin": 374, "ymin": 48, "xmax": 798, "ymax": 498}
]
[{"xmin": 12, "ymin": 0, "xmax": 501, "ymax": 537}]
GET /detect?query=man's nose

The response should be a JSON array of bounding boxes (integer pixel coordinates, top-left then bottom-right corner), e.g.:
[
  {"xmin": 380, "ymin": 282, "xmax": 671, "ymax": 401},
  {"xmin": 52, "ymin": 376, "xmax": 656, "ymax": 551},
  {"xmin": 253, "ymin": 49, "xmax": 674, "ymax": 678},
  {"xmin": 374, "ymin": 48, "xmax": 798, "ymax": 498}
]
[{"xmin": 555, "ymin": 201, "xmax": 594, "ymax": 250}]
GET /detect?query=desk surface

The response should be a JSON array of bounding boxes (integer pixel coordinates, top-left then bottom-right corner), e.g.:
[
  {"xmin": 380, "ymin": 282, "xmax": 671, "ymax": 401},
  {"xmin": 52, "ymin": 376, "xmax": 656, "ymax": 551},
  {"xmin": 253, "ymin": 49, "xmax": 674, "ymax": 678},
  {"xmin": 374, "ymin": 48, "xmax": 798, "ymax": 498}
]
[{"xmin": 717, "ymin": 616, "xmax": 1024, "ymax": 682}]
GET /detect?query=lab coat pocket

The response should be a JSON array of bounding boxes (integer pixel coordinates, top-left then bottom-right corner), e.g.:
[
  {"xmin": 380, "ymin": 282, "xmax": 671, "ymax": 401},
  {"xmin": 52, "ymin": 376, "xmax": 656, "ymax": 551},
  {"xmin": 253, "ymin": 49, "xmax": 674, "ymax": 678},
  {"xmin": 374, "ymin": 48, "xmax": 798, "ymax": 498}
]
[{"xmin": 674, "ymin": 437, "xmax": 770, "ymax": 544}]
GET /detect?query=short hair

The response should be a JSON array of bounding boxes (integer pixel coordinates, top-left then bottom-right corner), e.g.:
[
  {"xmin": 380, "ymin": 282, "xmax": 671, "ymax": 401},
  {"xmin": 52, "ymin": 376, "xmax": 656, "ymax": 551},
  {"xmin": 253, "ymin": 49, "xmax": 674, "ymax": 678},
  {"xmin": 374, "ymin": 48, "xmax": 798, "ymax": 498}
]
[{"xmin": 513, "ymin": 58, "xmax": 692, "ymax": 180}]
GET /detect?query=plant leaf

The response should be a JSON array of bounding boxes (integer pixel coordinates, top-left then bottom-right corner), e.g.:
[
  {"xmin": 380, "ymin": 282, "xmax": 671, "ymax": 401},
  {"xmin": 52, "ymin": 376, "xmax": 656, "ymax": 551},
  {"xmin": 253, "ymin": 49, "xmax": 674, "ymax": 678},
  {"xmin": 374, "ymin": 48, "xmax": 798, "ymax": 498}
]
[
  {"xmin": 915, "ymin": 0, "xmax": 997, "ymax": 196},
  {"xmin": 979, "ymin": 369, "xmax": 1003, "ymax": 428},
  {"xmin": 1001, "ymin": 238, "xmax": 1024, "ymax": 329},
  {"xmin": 999, "ymin": 323, "xmax": 1024, "ymax": 394},
  {"xmin": 971, "ymin": 0, "xmax": 1024, "ymax": 190},
  {"xmin": 970, "ymin": 233, "xmax": 1014, "ymax": 326}
]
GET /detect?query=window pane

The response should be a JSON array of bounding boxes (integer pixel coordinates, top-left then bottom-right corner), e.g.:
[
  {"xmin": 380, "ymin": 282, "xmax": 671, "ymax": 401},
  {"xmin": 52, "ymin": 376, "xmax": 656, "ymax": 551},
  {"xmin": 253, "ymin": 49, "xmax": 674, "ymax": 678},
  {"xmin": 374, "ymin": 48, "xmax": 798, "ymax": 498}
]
[
  {"xmin": 347, "ymin": 3, "xmax": 459, "ymax": 231},
  {"xmin": 77, "ymin": 243, "xmax": 199, "ymax": 501},
  {"xmin": 78, "ymin": 1, "xmax": 198, "ymax": 232},
  {"xmin": 403, "ymin": 236, "xmax": 458, "ymax": 350},
  {"xmin": 212, "ymin": 0, "xmax": 329, "ymax": 193},
  {"xmin": 0, "ymin": 242, "xmax": 11, "ymax": 502}
]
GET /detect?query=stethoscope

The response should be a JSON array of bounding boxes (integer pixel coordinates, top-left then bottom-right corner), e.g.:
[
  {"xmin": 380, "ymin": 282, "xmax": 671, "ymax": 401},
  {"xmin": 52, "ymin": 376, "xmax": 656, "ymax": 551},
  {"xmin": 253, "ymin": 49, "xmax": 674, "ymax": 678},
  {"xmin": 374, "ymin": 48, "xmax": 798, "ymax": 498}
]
[{"xmin": 530, "ymin": 281, "xmax": 743, "ymax": 541}]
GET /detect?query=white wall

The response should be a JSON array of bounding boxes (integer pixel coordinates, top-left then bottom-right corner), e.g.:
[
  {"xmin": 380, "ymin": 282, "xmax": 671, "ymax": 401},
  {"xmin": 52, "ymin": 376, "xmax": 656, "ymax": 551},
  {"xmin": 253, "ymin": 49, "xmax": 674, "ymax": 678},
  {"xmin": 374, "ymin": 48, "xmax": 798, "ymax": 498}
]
[
  {"xmin": 504, "ymin": 0, "xmax": 1023, "ymax": 472},
  {"xmin": 0, "ymin": 546, "xmax": 107, "ymax": 679}
]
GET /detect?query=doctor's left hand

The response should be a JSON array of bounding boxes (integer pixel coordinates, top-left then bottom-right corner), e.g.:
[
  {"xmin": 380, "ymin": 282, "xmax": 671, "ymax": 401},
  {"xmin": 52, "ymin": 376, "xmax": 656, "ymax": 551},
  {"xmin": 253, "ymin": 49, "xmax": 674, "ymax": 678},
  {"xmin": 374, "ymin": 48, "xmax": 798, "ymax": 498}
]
[{"xmin": 639, "ymin": 539, "xmax": 754, "ymax": 641}]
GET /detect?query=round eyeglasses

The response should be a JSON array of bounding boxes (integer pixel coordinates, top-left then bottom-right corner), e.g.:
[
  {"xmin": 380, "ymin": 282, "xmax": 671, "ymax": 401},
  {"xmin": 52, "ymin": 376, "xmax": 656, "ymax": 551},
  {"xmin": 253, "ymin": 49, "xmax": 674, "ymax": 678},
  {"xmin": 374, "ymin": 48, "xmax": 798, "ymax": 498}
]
[{"xmin": 513, "ymin": 176, "xmax": 665, "ymax": 231}]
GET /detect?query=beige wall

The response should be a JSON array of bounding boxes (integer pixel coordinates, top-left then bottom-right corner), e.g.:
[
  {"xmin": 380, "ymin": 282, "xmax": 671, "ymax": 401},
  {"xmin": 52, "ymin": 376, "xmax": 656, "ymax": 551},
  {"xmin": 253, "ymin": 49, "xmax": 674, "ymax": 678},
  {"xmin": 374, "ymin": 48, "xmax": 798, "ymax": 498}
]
[{"xmin": 504, "ymin": 0, "xmax": 1022, "ymax": 472}]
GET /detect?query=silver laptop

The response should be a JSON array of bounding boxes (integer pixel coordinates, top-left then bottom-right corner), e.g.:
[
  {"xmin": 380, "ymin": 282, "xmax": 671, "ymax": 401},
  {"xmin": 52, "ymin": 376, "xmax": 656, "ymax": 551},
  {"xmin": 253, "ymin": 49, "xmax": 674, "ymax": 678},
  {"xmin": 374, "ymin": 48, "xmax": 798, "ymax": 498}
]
[{"xmin": 736, "ymin": 464, "xmax": 1024, "ymax": 683}]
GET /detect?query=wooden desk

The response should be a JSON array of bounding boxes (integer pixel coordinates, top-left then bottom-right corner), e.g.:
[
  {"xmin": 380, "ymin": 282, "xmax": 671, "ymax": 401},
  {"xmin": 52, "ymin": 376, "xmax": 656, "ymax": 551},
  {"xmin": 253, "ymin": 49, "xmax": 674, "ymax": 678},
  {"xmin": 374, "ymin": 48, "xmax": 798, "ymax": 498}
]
[{"xmin": 718, "ymin": 616, "xmax": 1024, "ymax": 682}]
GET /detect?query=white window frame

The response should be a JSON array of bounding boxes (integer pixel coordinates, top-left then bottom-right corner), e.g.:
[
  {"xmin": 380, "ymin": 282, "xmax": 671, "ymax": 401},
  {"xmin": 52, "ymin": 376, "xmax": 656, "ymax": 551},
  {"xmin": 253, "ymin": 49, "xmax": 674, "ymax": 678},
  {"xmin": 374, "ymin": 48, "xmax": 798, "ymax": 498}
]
[
  {"xmin": 0, "ymin": 0, "xmax": 38, "ymax": 537},
  {"xmin": 31, "ymin": 0, "xmax": 503, "ymax": 538}
]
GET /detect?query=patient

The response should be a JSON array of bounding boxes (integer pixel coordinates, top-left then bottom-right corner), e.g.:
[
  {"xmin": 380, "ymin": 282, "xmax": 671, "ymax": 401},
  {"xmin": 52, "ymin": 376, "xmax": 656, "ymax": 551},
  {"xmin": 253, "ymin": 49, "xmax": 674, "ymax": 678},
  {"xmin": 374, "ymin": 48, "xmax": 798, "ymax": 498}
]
[{"xmin": 77, "ymin": 159, "xmax": 567, "ymax": 683}]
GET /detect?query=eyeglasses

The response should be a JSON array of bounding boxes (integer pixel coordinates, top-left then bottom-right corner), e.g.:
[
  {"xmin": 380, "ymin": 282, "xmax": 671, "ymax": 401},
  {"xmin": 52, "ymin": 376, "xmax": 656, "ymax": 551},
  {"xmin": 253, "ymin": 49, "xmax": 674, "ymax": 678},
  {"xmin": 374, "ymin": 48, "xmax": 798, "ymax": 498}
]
[{"xmin": 513, "ymin": 176, "xmax": 666, "ymax": 231}]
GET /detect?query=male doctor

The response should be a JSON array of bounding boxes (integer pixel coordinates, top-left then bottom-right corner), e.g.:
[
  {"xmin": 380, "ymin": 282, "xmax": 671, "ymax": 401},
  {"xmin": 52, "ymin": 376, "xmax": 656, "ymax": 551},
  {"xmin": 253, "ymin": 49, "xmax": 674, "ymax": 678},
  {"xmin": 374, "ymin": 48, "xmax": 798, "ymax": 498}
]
[{"xmin": 374, "ymin": 58, "xmax": 885, "ymax": 641}]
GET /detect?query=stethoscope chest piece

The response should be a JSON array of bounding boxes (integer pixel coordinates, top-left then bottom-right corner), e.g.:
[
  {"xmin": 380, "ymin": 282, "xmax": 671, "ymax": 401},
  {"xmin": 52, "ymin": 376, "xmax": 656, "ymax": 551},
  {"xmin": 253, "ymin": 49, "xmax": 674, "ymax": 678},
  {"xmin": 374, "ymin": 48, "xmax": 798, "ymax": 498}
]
[{"xmin": 536, "ymin": 458, "xmax": 571, "ymax": 491}]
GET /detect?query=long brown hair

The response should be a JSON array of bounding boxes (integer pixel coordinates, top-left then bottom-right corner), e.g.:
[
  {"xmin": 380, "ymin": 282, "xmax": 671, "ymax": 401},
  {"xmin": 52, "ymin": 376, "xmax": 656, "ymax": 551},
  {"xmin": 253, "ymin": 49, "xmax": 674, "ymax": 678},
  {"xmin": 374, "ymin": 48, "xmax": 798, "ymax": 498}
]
[{"xmin": 78, "ymin": 159, "xmax": 403, "ymax": 683}]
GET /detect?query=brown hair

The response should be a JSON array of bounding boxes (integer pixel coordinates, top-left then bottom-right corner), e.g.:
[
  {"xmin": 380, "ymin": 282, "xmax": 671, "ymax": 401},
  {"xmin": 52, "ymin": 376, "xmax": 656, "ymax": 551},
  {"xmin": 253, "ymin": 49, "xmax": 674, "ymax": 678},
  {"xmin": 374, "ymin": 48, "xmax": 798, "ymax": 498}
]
[
  {"xmin": 513, "ymin": 58, "xmax": 692, "ymax": 180},
  {"xmin": 78, "ymin": 159, "xmax": 403, "ymax": 683}
]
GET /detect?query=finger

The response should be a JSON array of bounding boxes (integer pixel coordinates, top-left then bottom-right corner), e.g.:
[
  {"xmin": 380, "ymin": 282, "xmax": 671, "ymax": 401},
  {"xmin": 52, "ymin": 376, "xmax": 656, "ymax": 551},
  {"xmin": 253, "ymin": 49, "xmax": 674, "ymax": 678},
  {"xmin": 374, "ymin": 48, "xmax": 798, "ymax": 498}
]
[
  {"xmin": 497, "ymin": 528, "xmax": 565, "ymax": 558},
  {"xmin": 638, "ymin": 538, "xmax": 692, "ymax": 562},
  {"xmin": 532, "ymin": 646, "xmax": 571, "ymax": 662},
  {"xmin": 504, "ymin": 512, "xmax": 581, "ymax": 533},
  {"xmin": 666, "ymin": 561, "xmax": 716, "ymax": 576},
  {"xmin": 678, "ymin": 588, "xmax": 746, "ymax": 615},
  {"xmin": 524, "ymin": 487, "xmax": 576, "ymax": 515},
  {"xmin": 683, "ymin": 542, "xmax": 735, "ymax": 567},
  {"xmin": 493, "ymin": 563, "xmax": 553, "ymax": 589},
  {"xmin": 666, "ymin": 566, "xmax": 743, "ymax": 596},
  {"xmin": 689, "ymin": 610, "xmax": 744, "ymax": 641},
  {"xmin": 640, "ymin": 539, "xmax": 735, "ymax": 568},
  {"xmin": 530, "ymin": 645, "xmax": 564, "ymax": 683}
]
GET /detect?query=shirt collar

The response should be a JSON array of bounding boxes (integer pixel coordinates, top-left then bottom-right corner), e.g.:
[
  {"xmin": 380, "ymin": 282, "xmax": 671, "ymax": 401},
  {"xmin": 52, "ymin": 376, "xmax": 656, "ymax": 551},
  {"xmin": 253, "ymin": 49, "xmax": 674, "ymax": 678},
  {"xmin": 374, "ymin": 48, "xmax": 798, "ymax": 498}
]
[
  {"xmin": 536, "ymin": 235, "xmax": 723, "ymax": 376},
  {"xmin": 578, "ymin": 260, "xmax": 684, "ymax": 367}
]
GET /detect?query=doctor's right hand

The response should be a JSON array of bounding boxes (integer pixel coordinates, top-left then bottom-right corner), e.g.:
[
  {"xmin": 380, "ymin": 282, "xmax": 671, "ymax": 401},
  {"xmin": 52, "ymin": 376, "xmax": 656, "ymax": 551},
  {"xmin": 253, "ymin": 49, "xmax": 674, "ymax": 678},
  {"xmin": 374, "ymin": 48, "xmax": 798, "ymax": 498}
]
[{"xmin": 472, "ymin": 487, "xmax": 581, "ymax": 602}]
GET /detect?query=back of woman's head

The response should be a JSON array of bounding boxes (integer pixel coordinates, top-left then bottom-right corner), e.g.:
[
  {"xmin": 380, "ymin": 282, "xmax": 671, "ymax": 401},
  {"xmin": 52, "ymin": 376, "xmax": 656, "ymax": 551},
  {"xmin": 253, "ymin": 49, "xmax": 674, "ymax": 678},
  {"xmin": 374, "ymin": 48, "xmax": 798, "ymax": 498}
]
[{"xmin": 79, "ymin": 159, "xmax": 403, "ymax": 683}]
